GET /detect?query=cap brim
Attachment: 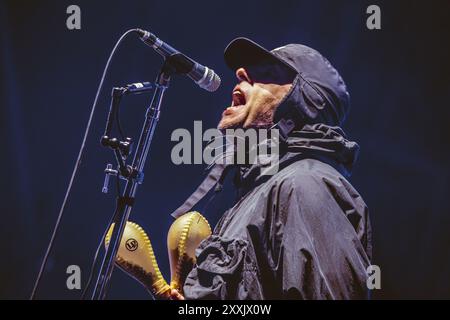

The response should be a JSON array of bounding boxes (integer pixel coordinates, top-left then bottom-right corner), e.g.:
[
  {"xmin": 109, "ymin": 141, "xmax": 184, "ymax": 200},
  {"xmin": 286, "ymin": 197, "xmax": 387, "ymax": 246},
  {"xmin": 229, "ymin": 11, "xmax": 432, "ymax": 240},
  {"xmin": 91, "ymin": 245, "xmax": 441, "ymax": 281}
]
[{"xmin": 224, "ymin": 37, "xmax": 296, "ymax": 74}]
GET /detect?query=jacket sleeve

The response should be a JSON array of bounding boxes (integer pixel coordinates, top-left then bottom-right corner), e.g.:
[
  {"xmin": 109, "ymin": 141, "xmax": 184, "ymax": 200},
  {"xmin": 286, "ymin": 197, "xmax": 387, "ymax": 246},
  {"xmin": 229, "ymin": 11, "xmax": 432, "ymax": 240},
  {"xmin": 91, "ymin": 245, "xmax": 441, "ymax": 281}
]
[{"xmin": 268, "ymin": 172, "xmax": 371, "ymax": 299}]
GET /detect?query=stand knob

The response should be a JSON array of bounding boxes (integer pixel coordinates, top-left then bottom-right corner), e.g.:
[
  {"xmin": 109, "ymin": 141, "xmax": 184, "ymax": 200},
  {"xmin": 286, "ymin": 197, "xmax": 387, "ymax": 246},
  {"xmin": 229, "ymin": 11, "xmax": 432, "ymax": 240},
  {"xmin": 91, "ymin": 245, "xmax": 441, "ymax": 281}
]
[{"xmin": 102, "ymin": 164, "xmax": 118, "ymax": 194}]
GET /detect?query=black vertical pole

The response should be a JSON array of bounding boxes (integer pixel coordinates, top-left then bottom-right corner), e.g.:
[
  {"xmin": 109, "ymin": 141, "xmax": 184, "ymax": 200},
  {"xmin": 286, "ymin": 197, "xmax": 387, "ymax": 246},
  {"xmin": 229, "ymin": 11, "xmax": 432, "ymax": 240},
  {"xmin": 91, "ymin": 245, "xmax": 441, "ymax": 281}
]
[{"xmin": 91, "ymin": 62, "xmax": 173, "ymax": 300}]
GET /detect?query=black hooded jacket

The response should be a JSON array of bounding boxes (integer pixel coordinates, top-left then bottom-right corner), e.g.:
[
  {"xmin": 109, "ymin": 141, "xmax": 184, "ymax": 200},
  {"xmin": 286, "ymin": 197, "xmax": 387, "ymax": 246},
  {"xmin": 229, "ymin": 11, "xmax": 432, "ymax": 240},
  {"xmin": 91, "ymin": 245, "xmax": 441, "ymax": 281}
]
[
  {"xmin": 182, "ymin": 45, "xmax": 371, "ymax": 300},
  {"xmin": 182, "ymin": 122, "xmax": 372, "ymax": 299}
]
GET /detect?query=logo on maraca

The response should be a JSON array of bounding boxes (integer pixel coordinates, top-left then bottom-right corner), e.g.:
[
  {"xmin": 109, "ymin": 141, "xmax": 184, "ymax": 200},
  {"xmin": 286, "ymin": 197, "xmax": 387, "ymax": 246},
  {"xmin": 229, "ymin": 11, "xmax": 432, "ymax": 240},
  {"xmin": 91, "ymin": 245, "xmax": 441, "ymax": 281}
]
[{"xmin": 125, "ymin": 238, "xmax": 138, "ymax": 251}]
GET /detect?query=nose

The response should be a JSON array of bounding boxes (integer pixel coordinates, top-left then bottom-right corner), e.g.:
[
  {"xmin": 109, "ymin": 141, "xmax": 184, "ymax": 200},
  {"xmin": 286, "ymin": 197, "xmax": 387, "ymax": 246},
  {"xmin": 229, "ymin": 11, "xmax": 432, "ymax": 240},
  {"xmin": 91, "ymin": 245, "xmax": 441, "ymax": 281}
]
[{"xmin": 235, "ymin": 67, "xmax": 252, "ymax": 84}]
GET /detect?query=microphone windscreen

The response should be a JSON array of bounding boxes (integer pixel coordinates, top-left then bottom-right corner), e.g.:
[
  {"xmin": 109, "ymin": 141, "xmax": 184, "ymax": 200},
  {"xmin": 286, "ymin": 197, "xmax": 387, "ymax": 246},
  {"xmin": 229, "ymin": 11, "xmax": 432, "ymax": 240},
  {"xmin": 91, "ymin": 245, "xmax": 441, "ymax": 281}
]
[{"xmin": 202, "ymin": 69, "xmax": 221, "ymax": 92}]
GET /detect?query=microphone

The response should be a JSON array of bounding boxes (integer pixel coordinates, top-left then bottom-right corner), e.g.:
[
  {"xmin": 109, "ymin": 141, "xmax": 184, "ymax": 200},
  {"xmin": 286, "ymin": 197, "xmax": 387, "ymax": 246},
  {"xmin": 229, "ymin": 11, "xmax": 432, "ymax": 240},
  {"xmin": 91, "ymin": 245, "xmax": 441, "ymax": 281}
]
[{"xmin": 135, "ymin": 28, "xmax": 221, "ymax": 92}]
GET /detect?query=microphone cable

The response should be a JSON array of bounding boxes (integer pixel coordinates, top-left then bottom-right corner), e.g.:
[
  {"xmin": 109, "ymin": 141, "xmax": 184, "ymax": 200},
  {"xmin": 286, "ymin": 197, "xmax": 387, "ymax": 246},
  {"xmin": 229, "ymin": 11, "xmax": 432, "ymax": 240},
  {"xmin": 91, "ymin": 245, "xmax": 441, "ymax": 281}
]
[{"xmin": 30, "ymin": 28, "xmax": 141, "ymax": 299}]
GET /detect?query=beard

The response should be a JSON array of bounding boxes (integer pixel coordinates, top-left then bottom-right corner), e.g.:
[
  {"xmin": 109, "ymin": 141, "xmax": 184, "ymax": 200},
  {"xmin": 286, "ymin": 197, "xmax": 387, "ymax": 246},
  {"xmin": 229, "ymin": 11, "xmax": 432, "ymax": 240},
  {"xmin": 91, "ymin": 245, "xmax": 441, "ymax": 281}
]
[{"xmin": 218, "ymin": 89, "xmax": 279, "ymax": 130}]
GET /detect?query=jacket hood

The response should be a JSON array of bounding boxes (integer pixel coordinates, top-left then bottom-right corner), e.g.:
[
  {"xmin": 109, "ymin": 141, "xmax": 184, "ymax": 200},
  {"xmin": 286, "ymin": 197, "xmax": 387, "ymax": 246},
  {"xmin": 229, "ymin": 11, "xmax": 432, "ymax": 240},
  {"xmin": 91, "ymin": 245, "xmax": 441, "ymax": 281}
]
[
  {"xmin": 236, "ymin": 123, "xmax": 360, "ymax": 193},
  {"xmin": 272, "ymin": 44, "xmax": 350, "ymax": 128},
  {"xmin": 285, "ymin": 123, "xmax": 360, "ymax": 177}
]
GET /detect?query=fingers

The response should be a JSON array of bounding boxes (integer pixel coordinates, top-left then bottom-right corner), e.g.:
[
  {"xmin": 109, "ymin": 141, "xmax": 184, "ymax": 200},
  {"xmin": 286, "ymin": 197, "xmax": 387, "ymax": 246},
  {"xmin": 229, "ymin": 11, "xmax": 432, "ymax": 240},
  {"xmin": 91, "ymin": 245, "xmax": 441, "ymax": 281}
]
[{"xmin": 170, "ymin": 289, "xmax": 185, "ymax": 300}]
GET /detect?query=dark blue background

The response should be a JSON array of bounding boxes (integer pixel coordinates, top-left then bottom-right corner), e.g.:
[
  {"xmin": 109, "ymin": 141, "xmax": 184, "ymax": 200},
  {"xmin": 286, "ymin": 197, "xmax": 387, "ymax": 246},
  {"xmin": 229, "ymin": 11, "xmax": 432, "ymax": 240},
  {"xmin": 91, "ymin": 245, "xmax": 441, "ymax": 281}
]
[{"xmin": 1, "ymin": 0, "xmax": 449, "ymax": 299}]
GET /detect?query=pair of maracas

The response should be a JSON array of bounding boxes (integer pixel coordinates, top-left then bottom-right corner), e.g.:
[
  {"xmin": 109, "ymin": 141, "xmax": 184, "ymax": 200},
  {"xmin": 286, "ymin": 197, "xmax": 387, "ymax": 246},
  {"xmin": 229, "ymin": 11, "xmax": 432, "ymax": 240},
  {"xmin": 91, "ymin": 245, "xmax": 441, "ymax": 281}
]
[{"xmin": 105, "ymin": 211, "xmax": 211, "ymax": 299}]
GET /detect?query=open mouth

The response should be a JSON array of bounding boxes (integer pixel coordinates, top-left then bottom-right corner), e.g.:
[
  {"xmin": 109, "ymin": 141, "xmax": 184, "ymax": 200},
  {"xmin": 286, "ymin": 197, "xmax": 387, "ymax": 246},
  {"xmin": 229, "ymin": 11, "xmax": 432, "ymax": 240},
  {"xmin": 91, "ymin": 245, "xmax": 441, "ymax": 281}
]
[
  {"xmin": 222, "ymin": 86, "xmax": 247, "ymax": 117},
  {"xmin": 231, "ymin": 88, "xmax": 246, "ymax": 107}
]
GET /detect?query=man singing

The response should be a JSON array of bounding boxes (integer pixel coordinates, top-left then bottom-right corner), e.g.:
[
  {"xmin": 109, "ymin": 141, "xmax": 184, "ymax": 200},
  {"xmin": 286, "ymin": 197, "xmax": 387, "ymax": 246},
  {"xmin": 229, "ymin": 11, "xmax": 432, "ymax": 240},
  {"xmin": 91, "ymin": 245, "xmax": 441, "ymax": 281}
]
[{"xmin": 172, "ymin": 38, "xmax": 372, "ymax": 299}]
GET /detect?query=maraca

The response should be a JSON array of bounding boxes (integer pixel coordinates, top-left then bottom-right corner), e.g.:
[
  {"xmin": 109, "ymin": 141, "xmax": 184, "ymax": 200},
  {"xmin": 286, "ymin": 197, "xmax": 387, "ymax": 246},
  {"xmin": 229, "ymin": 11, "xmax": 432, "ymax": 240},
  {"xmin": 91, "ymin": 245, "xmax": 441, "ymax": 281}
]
[
  {"xmin": 105, "ymin": 221, "xmax": 171, "ymax": 299},
  {"xmin": 105, "ymin": 211, "xmax": 211, "ymax": 298},
  {"xmin": 167, "ymin": 211, "xmax": 211, "ymax": 293}
]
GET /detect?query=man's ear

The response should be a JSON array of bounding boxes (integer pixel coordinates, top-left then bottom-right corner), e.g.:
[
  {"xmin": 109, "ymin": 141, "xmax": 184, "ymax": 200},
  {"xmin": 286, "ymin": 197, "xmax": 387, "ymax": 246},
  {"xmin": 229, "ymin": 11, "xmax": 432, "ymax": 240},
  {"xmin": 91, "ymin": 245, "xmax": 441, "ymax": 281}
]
[{"xmin": 236, "ymin": 67, "xmax": 253, "ymax": 84}]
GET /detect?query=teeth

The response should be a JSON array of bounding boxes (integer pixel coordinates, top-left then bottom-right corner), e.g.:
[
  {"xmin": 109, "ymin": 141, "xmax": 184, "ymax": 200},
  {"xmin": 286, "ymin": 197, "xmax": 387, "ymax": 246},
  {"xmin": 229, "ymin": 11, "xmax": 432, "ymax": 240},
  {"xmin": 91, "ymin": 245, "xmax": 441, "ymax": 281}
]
[{"xmin": 232, "ymin": 90, "xmax": 245, "ymax": 106}]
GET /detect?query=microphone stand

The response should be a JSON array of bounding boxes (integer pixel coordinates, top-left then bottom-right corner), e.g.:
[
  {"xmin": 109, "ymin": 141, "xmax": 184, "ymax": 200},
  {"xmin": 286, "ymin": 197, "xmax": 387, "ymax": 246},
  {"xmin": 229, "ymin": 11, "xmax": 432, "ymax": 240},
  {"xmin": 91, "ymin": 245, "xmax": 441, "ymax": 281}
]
[{"xmin": 91, "ymin": 58, "xmax": 176, "ymax": 300}]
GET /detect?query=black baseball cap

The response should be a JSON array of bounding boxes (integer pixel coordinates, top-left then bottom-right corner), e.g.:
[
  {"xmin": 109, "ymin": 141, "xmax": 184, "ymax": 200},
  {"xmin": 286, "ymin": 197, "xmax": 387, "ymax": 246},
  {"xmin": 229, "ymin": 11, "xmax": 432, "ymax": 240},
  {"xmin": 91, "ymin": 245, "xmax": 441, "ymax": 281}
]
[
  {"xmin": 224, "ymin": 37, "xmax": 297, "ymax": 83},
  {"xmin": 223, "ymin": 37, "xmax": 350, "ymax": 126}
]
